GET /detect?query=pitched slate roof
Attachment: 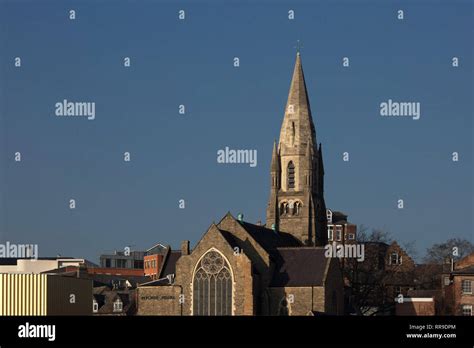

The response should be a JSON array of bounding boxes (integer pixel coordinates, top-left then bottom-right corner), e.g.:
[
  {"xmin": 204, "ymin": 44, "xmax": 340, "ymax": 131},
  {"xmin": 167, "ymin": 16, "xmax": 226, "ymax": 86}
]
[
  {"xmin": 219, "ymin": 230, "xmax": 241, "ymax": 250},
  {"xmin": 159, "ymin": 251, "xmax": 181, "ymax": 277},
  {"xmin": 92, "ymin": 288, "xmax": 135, "ymax": 315},
  {"xmin": 453, "ymin": 265, "xmax": 474, "ymax": 275},
  {"xmin": 270, "ymin": 247, "xmax": 329, "ymax": 287},
  {"xmin": 238, "ymin": 221, "xmax": 302, "ymax": 251}
]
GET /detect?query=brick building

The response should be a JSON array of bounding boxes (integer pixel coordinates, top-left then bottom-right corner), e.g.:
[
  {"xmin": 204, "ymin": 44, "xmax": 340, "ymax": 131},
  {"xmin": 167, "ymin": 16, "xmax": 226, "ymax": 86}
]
[
  {"xmin": 326, "ymin": 209, "xmax": 357, "ymax": 245},
  {"xmin": 136, "ymin": 52, "xmax": 344, "ymax": 316},
  {"xmin": 442, "ymin": 253, "xmax": 474, "ymax": 316},
  {"xmin": 144, "ymin": 243, "xmax": 167, "ymax": 280},
  {"xmin": 395, "ymin": 290, "xmax": 440, "ymax": 316},
  {"xmin": 345, "ymin": 241, "xmax": 417, "ymax": 315}
]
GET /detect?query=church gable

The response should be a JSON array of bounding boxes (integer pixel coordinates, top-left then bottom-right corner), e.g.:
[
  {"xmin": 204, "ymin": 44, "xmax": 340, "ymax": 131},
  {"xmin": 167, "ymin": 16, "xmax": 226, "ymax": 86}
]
[
  {"xmin": 175, "ymin": 223, "xmax": 255, "ymax": 315},
  {"xmin": 217, "ymin": 213, "xmax": 271, "ymax": 264}
]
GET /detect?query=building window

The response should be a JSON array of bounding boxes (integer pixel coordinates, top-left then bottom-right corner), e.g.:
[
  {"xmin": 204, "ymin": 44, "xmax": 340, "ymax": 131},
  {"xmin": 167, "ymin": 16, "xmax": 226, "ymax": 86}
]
[
  {"xmin": 105, "ymin": 258, "xmax": 111, "ymax": 268},
  {"xmin": 462, "ymin": 280, "xmax": 472, "ymax": 294},
  {"xmin": 389, "ymin": 253, "xmax": 401, "ymax": 265},
  {"xmin": 326, "ymin": 210, "xmax": 332, "ymax": 224},
  {"xmin": 287, "ymin": 161, "xmax": 295, "ymax": 189},
  {"xmin": 293, "ymin": 201, "xmax": 301, "ymax": 215},
  {"xmin": 134, "ymin": 260, "xmax": 143, "ymax": 269},
  {"xmin": 280, "ymin": 202, "xmax": 289, "ymax": 216},
  {"xmin": 288, "ymin": 201, "xmax": 294, "ymax": 215},
  {"xmin": 444, "ymin": 277, "xmax": 451, "ymax": 286},
  {"xmin": 335, "ymin": 226, "xmax": 342, "ymax": 241},
  {"xmin": 193, "ymin": 250, "xmax": 232, "ymax": 316},
  {"xmin": 116, "ymin": 259, "xmax": 126, "ymax": 268},
  {"xmin": 113, "ymin": 300, "xmax": 123, "ymax": 312},
  {"xmin": 347, "ymin": 233, "xmax": 355, "ymax": 240},
  {"xmin": 462, "ymin": 305, "xmax": 472, "ymax": 316},
  {"xmin": 93, "ymin": 301, "xmax": 99, "ymax": 313},
  {"xmin": 328, "ymin": 225, "xmax": 333, "ymax": 241}
]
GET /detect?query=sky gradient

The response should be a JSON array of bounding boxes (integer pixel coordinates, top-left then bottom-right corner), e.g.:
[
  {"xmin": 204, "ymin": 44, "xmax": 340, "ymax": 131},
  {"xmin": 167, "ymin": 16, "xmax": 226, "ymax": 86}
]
[{"xmin": 0, "ymin": 0, "xmax": 473, "ymax": 262}]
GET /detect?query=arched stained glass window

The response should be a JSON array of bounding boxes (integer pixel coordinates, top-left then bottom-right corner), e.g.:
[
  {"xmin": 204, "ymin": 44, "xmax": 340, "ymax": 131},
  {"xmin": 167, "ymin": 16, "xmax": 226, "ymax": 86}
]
[
  {"xmin": 287, "ymin": 161, "xmax": 295, "ymax": 189},
  {"xmin": 193, "ymin": 250, "xmax": 232, "ymax": 316}
]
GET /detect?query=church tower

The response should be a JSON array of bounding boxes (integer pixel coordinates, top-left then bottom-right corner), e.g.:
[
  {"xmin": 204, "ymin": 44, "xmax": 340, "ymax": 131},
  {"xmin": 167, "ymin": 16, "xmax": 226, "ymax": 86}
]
[{"xmin": 266, "ymin": 52, "xmax": 327, "ymax": 246}]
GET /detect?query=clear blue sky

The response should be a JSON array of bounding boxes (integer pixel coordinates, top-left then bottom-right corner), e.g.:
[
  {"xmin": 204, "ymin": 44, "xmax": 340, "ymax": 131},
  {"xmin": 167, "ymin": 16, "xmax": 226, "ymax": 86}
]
[{"xmin": 0, "ymin": 0, "xmax": 472, "ymax": 262}]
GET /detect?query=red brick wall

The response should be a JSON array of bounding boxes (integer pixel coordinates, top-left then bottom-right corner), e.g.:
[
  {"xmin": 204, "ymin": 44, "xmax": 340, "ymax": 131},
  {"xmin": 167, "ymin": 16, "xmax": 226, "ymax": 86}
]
[
  {"xmin": 144, "ymin": 254, "xmax": 163, "ymax": 279},
  {"xmin": 453, "ymin": 275, "xmax": 474, "ymax": 315},
  {"xmin": 396, "ymin": 300, "xmax": 435, "ymax": 315}
]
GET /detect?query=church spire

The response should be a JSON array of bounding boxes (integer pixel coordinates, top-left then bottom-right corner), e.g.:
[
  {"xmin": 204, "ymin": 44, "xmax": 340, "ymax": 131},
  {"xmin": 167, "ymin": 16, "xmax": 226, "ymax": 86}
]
[
  {"xmin": 279, "ymin": 53, "xmax": 316, "ymax": 156},
  {"xmin": 270, "ymin": 140, "xmax": 280, "ymax": 172},
  {"xmin": 266, "ymin": 51, "xmax": 327, "ymax": 246}
]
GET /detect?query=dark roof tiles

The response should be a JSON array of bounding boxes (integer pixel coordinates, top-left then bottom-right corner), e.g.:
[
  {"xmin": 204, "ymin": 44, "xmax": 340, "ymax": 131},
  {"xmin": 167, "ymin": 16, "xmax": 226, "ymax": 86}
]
[{"xmin": 270, "ymin": 247, "xmax": 329, "ymax": 287}]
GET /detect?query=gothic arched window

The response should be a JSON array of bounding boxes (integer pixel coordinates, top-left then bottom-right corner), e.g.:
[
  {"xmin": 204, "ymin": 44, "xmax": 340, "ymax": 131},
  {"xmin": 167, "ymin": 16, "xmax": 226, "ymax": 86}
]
[
  {"xmin": 288, "ymin": 200, "xmax": 294, "ymax": 215},
  {"xmin": 193, "ymin": 250, "xmax": 232, "ymax": 316},
  {"xmin": 287, "ymin": 161, "xmax": 295, "ymax": 189},
  {"xmin": 294, "ymin": 201, "xmax": 301, "ymax": 215},
  {"xmin": 279, "ymin": 202, "xmax": 286, "ymax": 216}
]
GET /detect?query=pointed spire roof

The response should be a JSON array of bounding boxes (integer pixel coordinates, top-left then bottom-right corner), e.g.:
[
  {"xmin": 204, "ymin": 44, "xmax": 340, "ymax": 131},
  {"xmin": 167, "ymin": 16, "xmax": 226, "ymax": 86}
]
[
  {"xmin": 305, "ymin": 140, "xmax": 313, "ymax": 170},
  {"xmin": 287, "ymin": 53, "xmax": 312, "ymax": 118},
  {"xmin": 271, "ymin": 140, "xmax": 280, "ymax": 172},
  {"xmin": 279, "ymin": 53, "xmax": 317, "ymax": 154}
]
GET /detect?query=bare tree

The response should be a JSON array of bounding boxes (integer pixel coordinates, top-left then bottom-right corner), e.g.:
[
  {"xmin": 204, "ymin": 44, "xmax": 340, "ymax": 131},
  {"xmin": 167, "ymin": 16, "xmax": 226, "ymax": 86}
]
[
  {"xmin": 344, "ymin": 226, "xmax": 414, "ymax": 316},
  {"xmin": 423, "ymin": 238, "xmax": 474, "ymax": 264}
]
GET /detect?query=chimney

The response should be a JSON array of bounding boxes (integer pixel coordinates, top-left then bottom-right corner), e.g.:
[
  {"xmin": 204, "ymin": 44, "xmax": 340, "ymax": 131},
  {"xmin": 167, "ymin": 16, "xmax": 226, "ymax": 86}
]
[{"xmin": 181, "ymin": 240, "xmax": 190, "ymax": 255}]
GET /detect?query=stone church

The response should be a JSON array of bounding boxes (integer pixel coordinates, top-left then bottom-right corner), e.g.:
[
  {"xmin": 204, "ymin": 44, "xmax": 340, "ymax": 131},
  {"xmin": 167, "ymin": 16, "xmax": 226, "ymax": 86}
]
[{"xmin": 137, "ymin": 53, "xmax": 344, "ymax": 316}]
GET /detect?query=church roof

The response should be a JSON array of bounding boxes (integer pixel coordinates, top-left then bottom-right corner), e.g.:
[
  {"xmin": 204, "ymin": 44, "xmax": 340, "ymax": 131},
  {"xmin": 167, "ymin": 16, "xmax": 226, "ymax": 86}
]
[
  {"xmin": 270, "ymin": 247, "xmax": 329, "ymax": 287},
  {"xmin": 238, "ymin": 221, "xmax": 302, "ymax": 251}
]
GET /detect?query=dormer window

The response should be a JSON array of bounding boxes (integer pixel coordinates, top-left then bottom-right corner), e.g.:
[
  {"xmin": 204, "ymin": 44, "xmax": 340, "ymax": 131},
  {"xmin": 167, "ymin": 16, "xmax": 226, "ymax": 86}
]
[
  {"xmin": 113, "ymin": 299, "xmax": 123, "ymax": 312},
  {"xmin": 389, "ymin": 252, "xmax": 402, "ymax": 265}
]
